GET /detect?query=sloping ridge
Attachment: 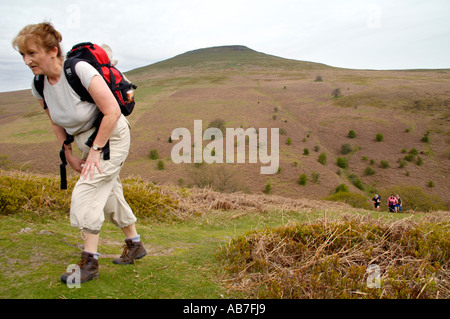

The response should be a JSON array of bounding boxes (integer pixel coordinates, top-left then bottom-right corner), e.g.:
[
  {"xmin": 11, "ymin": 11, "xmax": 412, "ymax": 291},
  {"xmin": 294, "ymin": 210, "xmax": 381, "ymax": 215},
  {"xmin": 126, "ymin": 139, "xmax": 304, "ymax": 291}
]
[{"xmin": 128, "ymin": 45, "xmax": 330, "ymax": 74}]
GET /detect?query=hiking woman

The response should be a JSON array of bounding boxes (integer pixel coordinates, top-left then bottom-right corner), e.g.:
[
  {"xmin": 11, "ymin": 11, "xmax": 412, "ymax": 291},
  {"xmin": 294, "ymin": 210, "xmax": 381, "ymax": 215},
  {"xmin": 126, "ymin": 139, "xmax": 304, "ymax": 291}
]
[
  {"xmin": 395, "ymin": 195, "xmax": 402, "ymax": 212},
  {"xmin": 12, "ymin": 22, "xmax": 146, "ymax": 284},
  {"xmin": 388, "ymin": 194, "xmax": 397, "ymax": 213},
  {"xmin": 372, "ymin": 194, "xmax": 381, "ymax": 211}
]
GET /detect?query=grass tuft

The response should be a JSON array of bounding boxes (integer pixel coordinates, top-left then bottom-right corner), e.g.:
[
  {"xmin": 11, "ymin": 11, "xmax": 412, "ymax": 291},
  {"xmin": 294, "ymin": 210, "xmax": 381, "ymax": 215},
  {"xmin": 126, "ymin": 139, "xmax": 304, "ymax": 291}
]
[{"xmin": 216, "ymin": 212, "xmax": 450, "ymax": 299}]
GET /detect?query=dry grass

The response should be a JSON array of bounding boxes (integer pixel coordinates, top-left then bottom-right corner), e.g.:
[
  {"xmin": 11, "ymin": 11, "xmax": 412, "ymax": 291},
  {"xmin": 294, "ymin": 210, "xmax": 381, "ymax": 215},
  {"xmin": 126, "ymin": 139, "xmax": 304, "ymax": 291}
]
[
  {"xmin": 164, "ymin": 185, "xmax": 360, "ymax": 217},
  {"xmin": 216, "ymin": 212, "xmax": 449, "ymax": 299}
]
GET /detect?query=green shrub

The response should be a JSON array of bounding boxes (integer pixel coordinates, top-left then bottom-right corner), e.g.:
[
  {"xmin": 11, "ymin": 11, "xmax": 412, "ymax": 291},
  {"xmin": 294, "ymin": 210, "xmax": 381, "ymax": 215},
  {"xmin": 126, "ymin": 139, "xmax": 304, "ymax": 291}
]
[
  {"xmin": 380, "ymin": 160, "xmax": 390, "ymax": 169},
  {"xmin": 157, "ymin": 160, "xmax": 165, "ymax": 170},
  {"xmin": 334, "ymin": 184, "xmax": 349, "ymax": 193},
  {"xmin": 375, "ymin": 133, "xmax": 384, "ymax": 142},
  {"xmin": 422, "ymin": 131, "xmax": 430, "ymax": 143},
  {"xmin": 364, "ymin": 166, "xmax": 376, "ymax": 176},
  {"xmin": 0, "ymin": 172, "xmax": 181, "ymax": 222},
  {"xmin": 341, "ymin": 144, "xmax": 352, "ymax": 155},
  {"xmin": 149, "ymin": 149, "xmax": 159, "ymax": 160},
  {"xmin": 264, "ymin": 182, "xmax": 272, "ymax": 194},
  {"xmin": 337, "ymin": 157, "xmax": 348, "ymax": 169},
  {"xmin": 416, "ymin": 156, "xmax": 423, "ymax": 166},
  {"xmin": 311, "ymin": 172, "xmax": 320, "ymax": 184},
  {"xmin": 398, "ymin": 159, "xmax": 407, "ymax": 168},
  {"xmin": 348, "ymin": 130, "xmax": 356, "ymax": 138},
  {"xmin": 404, "ymin": 154, "xmax": 415, "ymax": 162},
  {"xmin": 303, "ymin": 148, "xmax": 310, "ymax": 155},
  {"xmin": 298, "ymin": 174, "xmax": 307, "ymax": 186},
  {"xmin": 286, "ymin": 137, "xmax": 292, "ymax": 145},
  {"xmin": 122, "ymin": 178, "xmax": 179, "ymax": 221},
  {"xmin": 348, "ymin": 174, "xmax": 364, "ymax": 190},
  {"xmin": 318, "ymin": 153, "xmax": 327, "ymax": 165},
  {"xmin": 0, "ymin": 173, "xmax": 72, "ymax": 217}
]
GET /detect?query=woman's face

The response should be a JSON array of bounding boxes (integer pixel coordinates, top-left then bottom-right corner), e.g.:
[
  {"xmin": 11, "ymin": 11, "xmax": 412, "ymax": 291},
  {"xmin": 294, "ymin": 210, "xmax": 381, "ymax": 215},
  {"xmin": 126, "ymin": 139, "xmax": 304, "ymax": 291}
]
[{"xmin": 20, "ymin": 40, "xmax": 56, "ymax": 76}]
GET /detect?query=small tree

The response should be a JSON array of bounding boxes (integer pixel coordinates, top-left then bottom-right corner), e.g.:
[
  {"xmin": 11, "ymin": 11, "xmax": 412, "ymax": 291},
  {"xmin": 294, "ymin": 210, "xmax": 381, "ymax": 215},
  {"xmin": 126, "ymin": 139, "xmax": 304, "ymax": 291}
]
[
  {"xmin": 364, "ymin": 166, "xmax": 376, "ymax": 176},
  {"xmin": 334, "ymin": 184, "xmax": 349, "ymax": 193},
  {"xmin": 318, "ymin": 153, "xmax": 327, "ymax": 165},
  {"xmin": 380, "ymin": 160, "xmax": 390, "ymax": 169},
  {"xmin": 337, "ymin": 157, "xmax": 348, "ymax": 169},
  {"xmin": 376, "ymin": 133, "xmax": 384, "ymax": 142},
  {"xmin": 311, "ymin": 172, "xmax": 320, "ymax": 184},
  {"xmin": 264, "ymin": 182, "xmax": 272, "ymax": 194},
  {"xmin": 341, "ymin": 143, "xmax": 352, "ymax": 155},
  {"xmin": 348, "ymin": 130, "xmax": 356, "ymax": 138},
  {"xmin": 332, "ymin": 88, "xmax": 341, "ymax": 98},
  {"xmin": 298, "ymin": 174, "xmax": 307, "ymax": 186},
  {"xmin": 149, "ymin": 149, "xmax": 159, "ymax": 160}
]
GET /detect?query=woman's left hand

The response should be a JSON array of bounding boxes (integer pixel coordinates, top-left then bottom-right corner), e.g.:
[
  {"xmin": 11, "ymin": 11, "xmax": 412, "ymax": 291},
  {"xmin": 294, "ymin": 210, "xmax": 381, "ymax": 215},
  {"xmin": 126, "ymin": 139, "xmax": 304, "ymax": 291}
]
[{"xmin": 81, "ymin": 148, "xmax": 102, "ymax": 180}]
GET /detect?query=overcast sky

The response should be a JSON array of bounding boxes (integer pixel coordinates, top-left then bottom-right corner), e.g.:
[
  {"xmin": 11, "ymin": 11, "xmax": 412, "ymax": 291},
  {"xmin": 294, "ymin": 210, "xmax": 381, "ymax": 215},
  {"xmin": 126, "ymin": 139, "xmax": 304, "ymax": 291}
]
[{"xmin": 1, "ymin": 0, "xmax": 449, "ymax": 92}]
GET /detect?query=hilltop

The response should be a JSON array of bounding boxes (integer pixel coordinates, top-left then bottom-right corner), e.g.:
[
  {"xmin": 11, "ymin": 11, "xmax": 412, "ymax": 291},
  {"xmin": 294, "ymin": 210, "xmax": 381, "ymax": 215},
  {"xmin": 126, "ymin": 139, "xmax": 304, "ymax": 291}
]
[{"xmin": 0, "ymin": 45, "xmax": 449, "ymax": 209}]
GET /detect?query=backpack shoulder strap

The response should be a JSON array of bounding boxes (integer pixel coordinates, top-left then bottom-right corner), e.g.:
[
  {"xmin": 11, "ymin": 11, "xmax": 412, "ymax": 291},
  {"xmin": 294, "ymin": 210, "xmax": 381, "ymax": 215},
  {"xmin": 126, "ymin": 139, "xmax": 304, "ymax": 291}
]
[
  {"xmin": 33, "ymin": 75, "xmax": 48, "ymax": 109},
  {"xmin": 63, "ymin": 58, "xmax": 94, "ymax": 103}
]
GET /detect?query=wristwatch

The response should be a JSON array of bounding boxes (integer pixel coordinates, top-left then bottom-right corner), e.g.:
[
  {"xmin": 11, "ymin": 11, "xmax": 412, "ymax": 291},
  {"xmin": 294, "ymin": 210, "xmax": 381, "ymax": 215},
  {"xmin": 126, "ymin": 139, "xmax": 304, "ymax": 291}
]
[{"xmin": 92, "ymin": 144, "xmax": 102, "ymax": 152}]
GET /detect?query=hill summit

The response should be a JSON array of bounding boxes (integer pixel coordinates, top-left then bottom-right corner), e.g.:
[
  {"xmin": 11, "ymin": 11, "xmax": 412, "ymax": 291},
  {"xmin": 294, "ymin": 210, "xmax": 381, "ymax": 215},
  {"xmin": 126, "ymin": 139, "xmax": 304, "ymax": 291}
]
[{"xmin": 129, "ymin": 45, "xmax": 329, "ymax": 74}]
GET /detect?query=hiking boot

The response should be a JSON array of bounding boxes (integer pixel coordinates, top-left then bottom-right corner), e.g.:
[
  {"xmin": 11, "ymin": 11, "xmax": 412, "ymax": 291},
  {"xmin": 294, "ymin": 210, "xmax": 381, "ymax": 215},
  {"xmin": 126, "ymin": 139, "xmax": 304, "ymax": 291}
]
[
  {"xmin": 60, "ymin": 251, "xmax": 99, "ymax": 284},
  {"xmin": 113, "ymin": 239, "xmax": 147, "ymax": 265}
]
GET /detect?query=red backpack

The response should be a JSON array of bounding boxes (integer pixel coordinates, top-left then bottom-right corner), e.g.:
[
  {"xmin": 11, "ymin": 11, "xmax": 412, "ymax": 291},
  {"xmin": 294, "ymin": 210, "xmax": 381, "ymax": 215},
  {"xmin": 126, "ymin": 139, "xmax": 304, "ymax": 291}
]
[{"xmin": 64, "ymin": 42, "xmax": 137, "ymax": 116}]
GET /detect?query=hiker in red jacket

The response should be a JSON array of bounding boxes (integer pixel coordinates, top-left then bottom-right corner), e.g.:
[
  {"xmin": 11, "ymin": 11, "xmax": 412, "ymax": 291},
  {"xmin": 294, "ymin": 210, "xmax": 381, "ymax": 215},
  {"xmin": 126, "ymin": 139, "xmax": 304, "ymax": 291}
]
[
  {"xmin": 12, "ymin": 22, "xmax": 146, "ymax": 284},
  {"xmin": 388, "ymin": 194, "xmax": 397, "ymax": 213}
]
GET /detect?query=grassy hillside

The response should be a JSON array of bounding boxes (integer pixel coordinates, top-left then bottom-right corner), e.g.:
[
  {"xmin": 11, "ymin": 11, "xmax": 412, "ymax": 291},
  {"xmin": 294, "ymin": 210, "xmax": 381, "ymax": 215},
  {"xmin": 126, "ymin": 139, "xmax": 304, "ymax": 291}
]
[
  {"xmin": 0, "ymin": 170, "xmax": 448, "ymax": 299},
  {"xmin": 0, "ymin": 45, "xmax": 449, "ymax": 208}
]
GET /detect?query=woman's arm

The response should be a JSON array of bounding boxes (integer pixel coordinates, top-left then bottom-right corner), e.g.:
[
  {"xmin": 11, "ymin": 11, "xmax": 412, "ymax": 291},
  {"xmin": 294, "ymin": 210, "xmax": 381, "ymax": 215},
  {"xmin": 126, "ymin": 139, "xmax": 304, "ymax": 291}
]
[
  {"xmin": 39, "ymin": 99, "xmax": 84, "ymax": 173},
  {"xmin": 81, "ymin": 75, "xmax": 121, "ymax": 180}
]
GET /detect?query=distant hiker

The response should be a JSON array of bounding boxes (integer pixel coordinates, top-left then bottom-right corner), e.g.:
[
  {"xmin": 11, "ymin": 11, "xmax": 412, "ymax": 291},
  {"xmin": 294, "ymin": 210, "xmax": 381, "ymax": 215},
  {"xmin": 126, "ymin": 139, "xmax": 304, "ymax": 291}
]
[
  {"xmin": 372, "ymin": 194, "xmax": 381, "ymax": 211},
  {"xmin": 395, "ymin": 195, "xmax": 402, "ymax": 212},
  {"xmin": 12, "ymin": 22, "xmax": 146, "ymax": 285},
  {"xmin": 388, "ymin": 194, "xmax": 397, "ymax": 213}
]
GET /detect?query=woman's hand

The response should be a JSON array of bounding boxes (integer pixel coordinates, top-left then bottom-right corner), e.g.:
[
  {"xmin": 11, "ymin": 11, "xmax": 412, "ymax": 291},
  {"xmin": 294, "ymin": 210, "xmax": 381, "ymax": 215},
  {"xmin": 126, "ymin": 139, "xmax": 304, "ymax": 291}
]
[
  {"xmin": 81, "ymin": 148, "xmax": 102, "ymax": 180},
  {"xmin": 66, "ymin": 152, "xmax": 85, "ymax": 173}
]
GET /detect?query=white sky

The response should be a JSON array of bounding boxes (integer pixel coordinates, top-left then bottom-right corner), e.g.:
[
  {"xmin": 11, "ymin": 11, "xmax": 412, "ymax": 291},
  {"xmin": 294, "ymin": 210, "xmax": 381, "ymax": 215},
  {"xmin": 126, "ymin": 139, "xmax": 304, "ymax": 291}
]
[{"xmin": 1, "ymin": 0, "xmax": 449, "ymax": 92}]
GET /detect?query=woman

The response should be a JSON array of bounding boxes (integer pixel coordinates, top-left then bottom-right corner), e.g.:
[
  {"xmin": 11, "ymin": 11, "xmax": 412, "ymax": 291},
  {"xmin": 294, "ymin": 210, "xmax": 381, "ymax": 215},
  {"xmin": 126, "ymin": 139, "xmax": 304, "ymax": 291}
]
[
  {"xmin": 395, "ymin": 195, "xmax": 402, "ymax": 212},
  {"xmin": 388, "ymin": 194, "xmax": 397, "ymax": 213},
  {"xmin": 372, "ymin": 194, "xmax": 381, "ymax": 211},
  {"xmin": 12, "ymin": 22, "xmax": 146, "ymax": 284}
]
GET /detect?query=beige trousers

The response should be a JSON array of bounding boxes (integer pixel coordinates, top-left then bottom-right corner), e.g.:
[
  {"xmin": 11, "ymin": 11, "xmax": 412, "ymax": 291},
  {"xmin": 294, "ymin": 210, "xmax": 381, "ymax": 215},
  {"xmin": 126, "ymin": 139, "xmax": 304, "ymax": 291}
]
[{"xmin": 70, "ymin": 115, "xmax": 137, "ymax": 234}]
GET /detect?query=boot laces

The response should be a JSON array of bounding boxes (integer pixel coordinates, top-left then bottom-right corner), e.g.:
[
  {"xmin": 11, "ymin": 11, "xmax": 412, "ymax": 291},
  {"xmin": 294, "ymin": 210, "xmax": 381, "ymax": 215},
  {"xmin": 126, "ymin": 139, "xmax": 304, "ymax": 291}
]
[
  {"xmin": 120, "ymin": 244, "xmax": 130, "ymax": 259},
  {"xmin": 77, "ymin": 258, "xmax": 88, "ymax": 268}
]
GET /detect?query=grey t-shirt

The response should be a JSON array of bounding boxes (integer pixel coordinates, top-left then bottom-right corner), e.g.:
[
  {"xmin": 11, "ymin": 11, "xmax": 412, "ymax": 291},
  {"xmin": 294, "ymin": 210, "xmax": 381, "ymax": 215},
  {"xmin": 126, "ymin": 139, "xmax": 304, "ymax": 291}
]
[{"xmin": 31, "ymin": 61, "xmax": 101, "ymax": 136}]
